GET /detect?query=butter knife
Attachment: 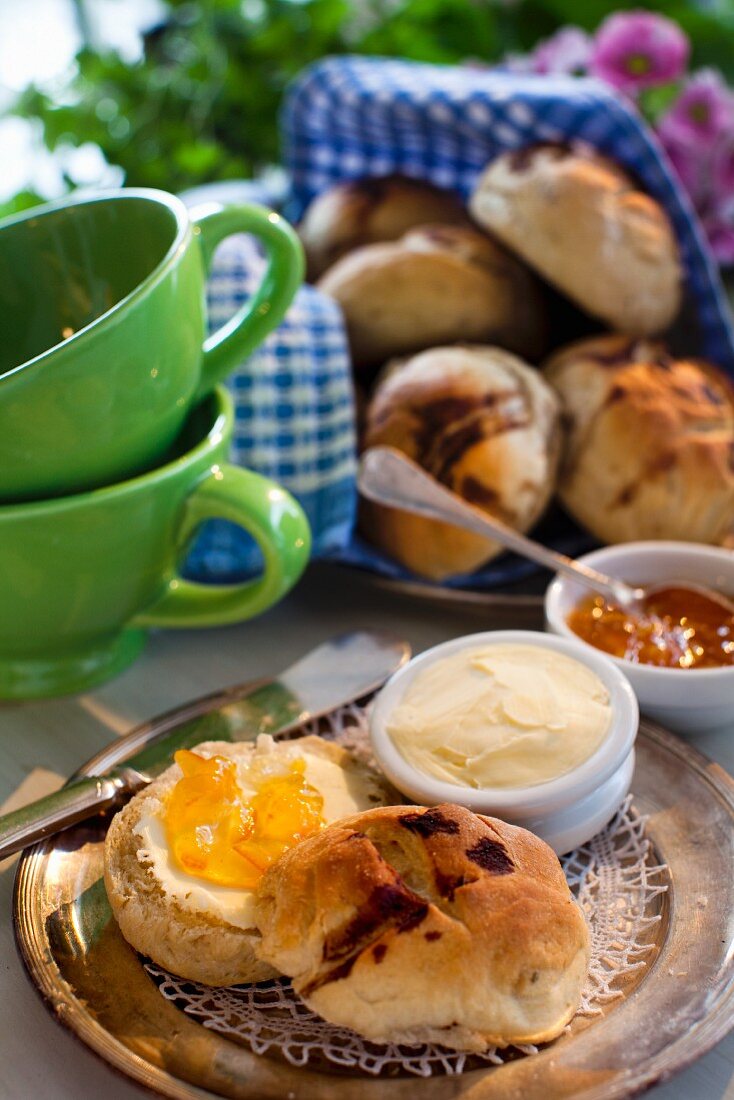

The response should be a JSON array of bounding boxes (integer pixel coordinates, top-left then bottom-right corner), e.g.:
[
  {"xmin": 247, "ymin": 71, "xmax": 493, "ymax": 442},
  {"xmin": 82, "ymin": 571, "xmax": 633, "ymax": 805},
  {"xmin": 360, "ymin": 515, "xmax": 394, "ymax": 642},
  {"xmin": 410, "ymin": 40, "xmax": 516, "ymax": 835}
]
[{"xmin": 0, "ymin": 631, "xmax": 409, "ymax": 860}]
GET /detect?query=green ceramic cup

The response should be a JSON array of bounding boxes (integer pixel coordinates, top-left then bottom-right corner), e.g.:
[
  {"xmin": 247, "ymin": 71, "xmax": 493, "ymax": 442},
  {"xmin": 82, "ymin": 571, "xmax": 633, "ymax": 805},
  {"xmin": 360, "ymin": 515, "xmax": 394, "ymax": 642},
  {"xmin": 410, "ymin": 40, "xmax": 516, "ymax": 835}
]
[
  {"xmin": 0, "ymin": 386, "xmax": 310, "ymax": 699},
  {"xmin": 0, "ymin": 188, "xmax": 304, "ymax": 500}
]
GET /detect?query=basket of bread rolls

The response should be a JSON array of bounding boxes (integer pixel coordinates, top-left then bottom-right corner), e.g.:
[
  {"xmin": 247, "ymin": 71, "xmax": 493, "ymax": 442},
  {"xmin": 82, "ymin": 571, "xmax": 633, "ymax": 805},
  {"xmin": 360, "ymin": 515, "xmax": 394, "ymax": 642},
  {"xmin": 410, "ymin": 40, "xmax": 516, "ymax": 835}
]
[{"xmin": 281, "ymin": 56, "xmax": 734, "ymax": 588}]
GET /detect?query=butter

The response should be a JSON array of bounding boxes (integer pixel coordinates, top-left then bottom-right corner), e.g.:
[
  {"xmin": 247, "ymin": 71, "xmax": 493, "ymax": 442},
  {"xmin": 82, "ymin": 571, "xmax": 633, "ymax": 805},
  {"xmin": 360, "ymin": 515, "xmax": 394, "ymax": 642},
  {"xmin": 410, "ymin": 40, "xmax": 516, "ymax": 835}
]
[
  {"xmin": 134, "ymin": 736, "xmax": 382, "ymax": 929},
  {"xmin": 386, "ymin": 644, "xmax": 611, "ymax": 789}
]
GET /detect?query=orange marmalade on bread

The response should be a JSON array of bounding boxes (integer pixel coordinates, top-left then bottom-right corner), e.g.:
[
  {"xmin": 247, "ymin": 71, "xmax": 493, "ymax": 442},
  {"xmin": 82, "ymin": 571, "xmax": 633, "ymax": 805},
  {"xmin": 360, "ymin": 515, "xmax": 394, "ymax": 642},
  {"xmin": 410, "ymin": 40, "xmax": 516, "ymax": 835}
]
[
  {"xmin": 567, "ymin": 587, "xmax": 734, "ymax": 670},
  {"xmin": 165, "ymin": 750, "xmax": 324, "ymax": 887}
]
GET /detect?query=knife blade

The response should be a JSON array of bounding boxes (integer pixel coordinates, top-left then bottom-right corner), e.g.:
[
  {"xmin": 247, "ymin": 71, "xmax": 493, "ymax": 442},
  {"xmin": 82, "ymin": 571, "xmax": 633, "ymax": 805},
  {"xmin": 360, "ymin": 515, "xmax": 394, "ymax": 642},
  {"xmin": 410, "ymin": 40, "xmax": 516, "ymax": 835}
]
[{"xmin": 0, "ymin": 631, "xmax": 409, "ymax": 860}]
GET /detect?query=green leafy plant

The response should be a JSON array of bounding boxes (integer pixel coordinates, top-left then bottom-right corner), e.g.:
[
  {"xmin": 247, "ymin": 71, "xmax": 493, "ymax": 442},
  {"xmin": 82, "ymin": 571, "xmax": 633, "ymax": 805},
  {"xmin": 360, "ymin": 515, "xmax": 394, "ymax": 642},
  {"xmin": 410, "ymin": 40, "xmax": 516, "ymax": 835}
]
[{"xmin": 6, "ymin": 0, "xmax": 734, "ymax": 217}]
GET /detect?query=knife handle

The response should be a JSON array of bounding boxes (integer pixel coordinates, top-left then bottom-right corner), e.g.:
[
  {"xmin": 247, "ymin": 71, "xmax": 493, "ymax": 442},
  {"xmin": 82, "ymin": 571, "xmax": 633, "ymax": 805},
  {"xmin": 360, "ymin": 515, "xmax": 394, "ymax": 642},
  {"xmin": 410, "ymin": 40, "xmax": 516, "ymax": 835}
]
[{"xmin": 0, "ymin": 767, "xmax": 147, "ymax": 861}]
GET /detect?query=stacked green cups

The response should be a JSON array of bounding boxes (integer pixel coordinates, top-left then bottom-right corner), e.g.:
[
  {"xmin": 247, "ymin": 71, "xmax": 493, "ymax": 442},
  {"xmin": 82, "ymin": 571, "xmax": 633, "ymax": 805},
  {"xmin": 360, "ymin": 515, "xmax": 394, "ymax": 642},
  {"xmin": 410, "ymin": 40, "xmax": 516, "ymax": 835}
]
[{"xmin": 0, "ymin": 189, "xmax": 311, "ymax": 698}]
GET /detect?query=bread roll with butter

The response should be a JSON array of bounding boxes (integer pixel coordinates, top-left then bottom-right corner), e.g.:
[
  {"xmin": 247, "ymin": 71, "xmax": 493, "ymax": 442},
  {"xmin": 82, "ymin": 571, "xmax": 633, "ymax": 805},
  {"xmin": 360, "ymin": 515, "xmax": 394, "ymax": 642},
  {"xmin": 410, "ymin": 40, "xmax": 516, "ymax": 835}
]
[
  {"xmin": 362, "ymin": 345, "xmax": 561, "ymax": 579},
  {"xmin": 544, "ymin": 334, "xmax": 734, "ymax": 545},
  {"xmin": 298, "ymin": 173, "xmax": 469, "ymax": 280},
  {"xmin": 254, "ymin": 803, "xmax": 590, "ymax": 1050},
  {"xmin": 317, "ymin": 223, "xmax": 547, "ymax": 372},
  {"xmin": 104, "ymin": 736, "xmax": 394, "ymax": 986},
  {"xmin": 470, "ymin": 145, "xmax": 682, "ymax": 336}
]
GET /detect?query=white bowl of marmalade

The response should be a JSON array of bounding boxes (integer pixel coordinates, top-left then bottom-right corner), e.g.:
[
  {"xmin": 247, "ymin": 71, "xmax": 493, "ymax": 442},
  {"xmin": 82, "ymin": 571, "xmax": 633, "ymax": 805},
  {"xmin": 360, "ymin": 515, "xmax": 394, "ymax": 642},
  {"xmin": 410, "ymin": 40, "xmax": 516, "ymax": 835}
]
[{"xmin": 545, "ymin": 541, "xmax": 734, "ymax": 735}]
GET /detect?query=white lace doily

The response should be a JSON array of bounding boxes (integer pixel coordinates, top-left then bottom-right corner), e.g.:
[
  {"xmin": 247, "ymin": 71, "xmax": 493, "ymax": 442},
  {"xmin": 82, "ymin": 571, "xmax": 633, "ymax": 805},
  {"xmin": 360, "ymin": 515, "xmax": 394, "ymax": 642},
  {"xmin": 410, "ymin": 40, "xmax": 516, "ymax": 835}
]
[{"xmin": 145, "ymin": 704, "xmax": 669, "ymax": 1078}]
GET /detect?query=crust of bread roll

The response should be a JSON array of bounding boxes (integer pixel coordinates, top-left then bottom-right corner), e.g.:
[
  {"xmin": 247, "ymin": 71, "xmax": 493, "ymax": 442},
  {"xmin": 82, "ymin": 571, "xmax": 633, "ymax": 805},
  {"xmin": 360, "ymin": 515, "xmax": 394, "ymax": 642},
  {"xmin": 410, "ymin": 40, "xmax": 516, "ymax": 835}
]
[
  {"xmin": 544, "ymin": 333, "xmax": 734, "ymax": 544},
  {"xmin": 104, "ymin": 736, "xmax": 394, "ymax": 986},
  {"xmin": 298, "ymin": 174, "xmax": 469, "ymax": 280},
  {"xmin": 318, "ymin": 224, "xmax": 547, "ymax": 371},
  {"xmin": 470, "ymin": 145, "xmax": 682, "ymax": 336},
  {"xmin": 361, "ymin": 345, "xmax": 561, "ymax": 579},
  {"xmin": 254, "ymin": 803, "xmax": 590, "ymax": 1050}
]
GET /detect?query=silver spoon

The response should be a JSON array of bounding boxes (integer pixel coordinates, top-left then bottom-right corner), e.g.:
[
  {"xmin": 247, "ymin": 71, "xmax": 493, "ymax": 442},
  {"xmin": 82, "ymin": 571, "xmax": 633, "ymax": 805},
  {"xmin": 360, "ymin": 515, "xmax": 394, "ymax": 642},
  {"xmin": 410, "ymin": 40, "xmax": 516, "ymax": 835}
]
[{"xmin": 358, "ymin": 446, "xmax": 734, "ymax": 615}]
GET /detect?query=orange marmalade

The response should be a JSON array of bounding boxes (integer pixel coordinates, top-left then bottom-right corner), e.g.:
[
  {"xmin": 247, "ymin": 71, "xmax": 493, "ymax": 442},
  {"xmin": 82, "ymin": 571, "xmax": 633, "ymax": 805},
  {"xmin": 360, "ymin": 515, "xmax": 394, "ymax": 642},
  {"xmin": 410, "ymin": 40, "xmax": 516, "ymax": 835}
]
[
  {"xmin": 567, "ymin": 587, "xmax": 734, "ymax": 670},
  {"xmin": 165, "ymin": 749, "xmax": 324, "ymax": 888}
]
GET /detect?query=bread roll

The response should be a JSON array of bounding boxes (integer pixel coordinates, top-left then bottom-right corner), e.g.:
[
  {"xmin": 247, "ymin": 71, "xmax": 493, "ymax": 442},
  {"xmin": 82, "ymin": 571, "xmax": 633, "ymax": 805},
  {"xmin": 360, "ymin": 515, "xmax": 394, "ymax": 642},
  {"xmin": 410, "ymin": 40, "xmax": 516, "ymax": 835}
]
[
  {"xmin": 470, "ymin": 145, "xmax": 682, "ymax": 336},
  {"xmin": 544, "ymin": 334, "xmax": 734, "ymax": 544},
  {"xmin": 104, "ymin": 736, "xmax": 394, "ymax": 986},
  {"xmin": 299, "ymin": 174, "xmax": 468, "ymax": 280},
  {"xmin": 317, "ymin": 224, "xmax": 547, "ymax": 372},
  {"xmin": 254, "ymin": 803, "xmax": 590, "ymax": 1050},
  {"xmin": 361, "ymin": 345, "xmax": 561, "ymax": 579}
]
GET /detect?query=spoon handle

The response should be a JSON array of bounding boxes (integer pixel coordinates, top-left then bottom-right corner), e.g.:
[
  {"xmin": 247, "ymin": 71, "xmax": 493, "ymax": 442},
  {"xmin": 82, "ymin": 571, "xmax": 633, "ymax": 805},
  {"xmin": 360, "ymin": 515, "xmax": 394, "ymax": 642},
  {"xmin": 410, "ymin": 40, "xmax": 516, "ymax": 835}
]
[
  {"xmin": 0, "ymin": 768, "xmax": 149, "ymax": 861},
  {"xmin": 359, "ymin": 447, "xmax": 638, "ymax": 606}
]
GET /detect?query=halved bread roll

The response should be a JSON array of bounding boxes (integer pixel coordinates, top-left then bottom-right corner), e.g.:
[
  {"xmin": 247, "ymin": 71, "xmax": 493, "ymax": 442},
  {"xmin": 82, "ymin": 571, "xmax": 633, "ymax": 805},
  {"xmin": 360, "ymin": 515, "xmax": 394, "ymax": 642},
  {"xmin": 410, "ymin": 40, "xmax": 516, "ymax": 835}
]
[{"xmin": 104, "ymin": 736, "xmax": 394, "ymax": 986}]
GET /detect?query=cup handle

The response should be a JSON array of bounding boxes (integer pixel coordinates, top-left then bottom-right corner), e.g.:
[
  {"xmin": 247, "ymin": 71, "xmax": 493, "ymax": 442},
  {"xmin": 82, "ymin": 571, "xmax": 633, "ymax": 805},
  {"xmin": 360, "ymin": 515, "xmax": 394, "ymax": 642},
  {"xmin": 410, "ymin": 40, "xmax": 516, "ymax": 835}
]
[
  {"xmin": 132, "ymin": 464, "xmax": 310, "ymax": 629},
  {"xmin": 192, "ymin": 204, "xmax": 304, "ymax": 400}
]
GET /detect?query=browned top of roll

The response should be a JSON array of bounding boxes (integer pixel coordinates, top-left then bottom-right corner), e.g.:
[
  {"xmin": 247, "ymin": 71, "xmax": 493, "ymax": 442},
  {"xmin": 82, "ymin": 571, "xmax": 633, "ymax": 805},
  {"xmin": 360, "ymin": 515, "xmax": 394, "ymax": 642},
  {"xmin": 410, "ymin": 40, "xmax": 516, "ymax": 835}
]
[{"xmin": 254, "ymin": 802, "xmax": 589, "ymax": 1051}]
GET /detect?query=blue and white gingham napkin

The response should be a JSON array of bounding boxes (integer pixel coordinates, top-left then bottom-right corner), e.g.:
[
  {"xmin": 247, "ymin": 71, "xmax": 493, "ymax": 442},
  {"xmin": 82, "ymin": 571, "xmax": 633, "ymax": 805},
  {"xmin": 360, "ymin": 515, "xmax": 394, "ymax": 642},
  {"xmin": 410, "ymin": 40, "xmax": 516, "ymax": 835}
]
[{"xmin": 184, "ymin": 230, "xmax": 356, "ymax": 582}]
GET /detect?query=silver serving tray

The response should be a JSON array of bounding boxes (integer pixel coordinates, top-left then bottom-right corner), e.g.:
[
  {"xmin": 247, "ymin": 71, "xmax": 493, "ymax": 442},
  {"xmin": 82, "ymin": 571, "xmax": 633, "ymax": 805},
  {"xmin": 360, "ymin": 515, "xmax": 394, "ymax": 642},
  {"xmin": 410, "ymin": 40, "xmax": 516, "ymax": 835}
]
[{"xmin": 13, "ymin": 716, "xmax": 734, "ymax": 1100}]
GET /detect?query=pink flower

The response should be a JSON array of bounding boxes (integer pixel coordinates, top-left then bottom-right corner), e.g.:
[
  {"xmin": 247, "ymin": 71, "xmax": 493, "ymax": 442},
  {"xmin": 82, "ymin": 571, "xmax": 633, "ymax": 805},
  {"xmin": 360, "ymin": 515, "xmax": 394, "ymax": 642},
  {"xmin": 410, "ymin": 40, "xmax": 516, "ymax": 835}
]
[
  {"xmin": 659, "ymin": 70, "xmax": 734, "ymax": 148},
  {"xmin": 710, "ymin": 126, "xmax": 734, "ymax": 201},
  {"xmin": 669, "ymin": 123, "xmax": 734, "ymax": 263},
  {"xmin": 703, "ymin": 218, "xmax": 734, "ymax": 265},
  {"xmin": 532, "ymin": 27, "xmax": 593, "ymax": 76},
  {"xmin": 590, "ymin": 11, "xmax": 689, "ymax": 93},
  {"xmin": 659, "ymin": 132, "xmax": 709, "ymax": 209}
]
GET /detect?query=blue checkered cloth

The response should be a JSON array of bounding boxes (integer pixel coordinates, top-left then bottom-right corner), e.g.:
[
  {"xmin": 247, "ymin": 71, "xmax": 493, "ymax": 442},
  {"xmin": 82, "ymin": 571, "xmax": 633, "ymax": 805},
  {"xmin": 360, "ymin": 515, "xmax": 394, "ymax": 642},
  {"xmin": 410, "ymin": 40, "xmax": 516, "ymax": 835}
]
[
  {"xmin": 185, "ymin": 231, "xmax": 356, "ymax": 582},
  {"xmin": 279, "ymin": 54, "xmax": 734, "ymax": 590},
  {"xmin": 188, "ymin": 55, "xmax": 734, "ymax": 589}
]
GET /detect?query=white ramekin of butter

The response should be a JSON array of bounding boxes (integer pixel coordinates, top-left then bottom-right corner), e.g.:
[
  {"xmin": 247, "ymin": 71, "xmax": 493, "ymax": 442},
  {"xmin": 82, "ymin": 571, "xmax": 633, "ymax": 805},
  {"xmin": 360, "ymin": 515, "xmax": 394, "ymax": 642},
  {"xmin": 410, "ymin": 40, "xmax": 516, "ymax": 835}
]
[{"xmin": 369, "ymin": 630, "xmax": 639, "ymax": 854}]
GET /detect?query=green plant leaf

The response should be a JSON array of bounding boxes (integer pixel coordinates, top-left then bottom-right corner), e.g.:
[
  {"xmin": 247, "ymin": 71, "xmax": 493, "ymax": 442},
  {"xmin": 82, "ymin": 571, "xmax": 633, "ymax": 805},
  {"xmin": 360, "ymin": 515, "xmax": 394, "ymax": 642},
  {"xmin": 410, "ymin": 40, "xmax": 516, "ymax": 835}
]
[
  {"xmin": 0, "ymin": 190, "xmax": 45, "ymax": 220},
  {"xmin": 638, "ymin": 81, "xmax": 683, "ymax": 123}
]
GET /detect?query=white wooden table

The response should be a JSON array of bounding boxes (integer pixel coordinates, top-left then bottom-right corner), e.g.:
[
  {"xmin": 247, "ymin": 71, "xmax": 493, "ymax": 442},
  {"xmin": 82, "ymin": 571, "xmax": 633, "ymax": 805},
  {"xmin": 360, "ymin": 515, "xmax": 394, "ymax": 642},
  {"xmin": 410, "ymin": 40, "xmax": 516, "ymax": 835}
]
[{"xmin": 1, "ymin": 563, "xmax": 732, "ymax": 1099}]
